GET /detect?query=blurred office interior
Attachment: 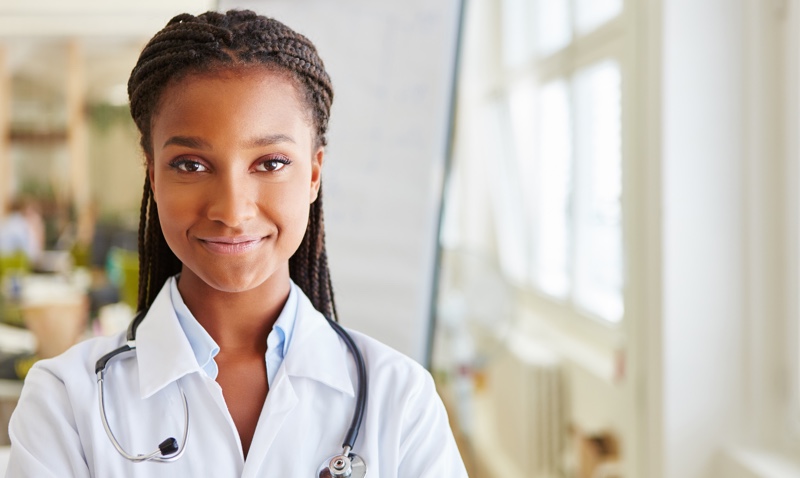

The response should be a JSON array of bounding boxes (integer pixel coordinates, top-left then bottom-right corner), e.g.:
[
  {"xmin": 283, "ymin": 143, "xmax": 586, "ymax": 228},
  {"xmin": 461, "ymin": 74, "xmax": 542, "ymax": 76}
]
[{"xmin": 1, "ymin": 1, "xmax": 799, "ymax": 478}]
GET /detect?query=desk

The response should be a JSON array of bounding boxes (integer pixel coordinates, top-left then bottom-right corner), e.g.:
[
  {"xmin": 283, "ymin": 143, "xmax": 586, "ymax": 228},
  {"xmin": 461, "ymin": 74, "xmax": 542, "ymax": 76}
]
[{"xmin": 18, "ymin": 273, "xmax": 89, "ymax": 359}]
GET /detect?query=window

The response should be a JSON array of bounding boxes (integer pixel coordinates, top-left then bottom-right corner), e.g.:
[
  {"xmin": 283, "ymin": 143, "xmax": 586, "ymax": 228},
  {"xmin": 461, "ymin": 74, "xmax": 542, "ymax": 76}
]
[
  {"xmin": 498, "ymin": 0, "xmax": 625, "ymax": 323},
  {"xmin": 572, "ymin": 61, "xmax": 623, "ymax": 322}
]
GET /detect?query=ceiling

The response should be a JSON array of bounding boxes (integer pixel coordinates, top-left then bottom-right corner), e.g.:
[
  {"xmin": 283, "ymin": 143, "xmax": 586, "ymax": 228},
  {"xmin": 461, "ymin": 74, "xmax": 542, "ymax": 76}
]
[
  {"xmin": 0, "ymin": 0, "xmax": 217, "ymax": 105},
  {"xmin": 0, "ymin": 0, "xmax": 217, "ymax": 38}
]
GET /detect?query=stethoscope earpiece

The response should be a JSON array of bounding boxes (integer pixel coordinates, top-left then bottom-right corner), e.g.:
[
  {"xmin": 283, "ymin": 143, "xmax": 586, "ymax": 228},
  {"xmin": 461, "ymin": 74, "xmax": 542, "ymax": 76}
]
[{"xmin": 158, "ymin": 438, "xmax": 179, "ymax": 456}]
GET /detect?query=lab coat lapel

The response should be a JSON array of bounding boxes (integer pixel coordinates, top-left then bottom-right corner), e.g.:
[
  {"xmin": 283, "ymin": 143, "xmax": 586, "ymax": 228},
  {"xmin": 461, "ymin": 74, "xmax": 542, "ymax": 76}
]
[
  {"xmin": 242, "ymin": 292, "xmax": 355, "ymax": 475},
  {"xmin": 135, "ymin": 278, "xmax": 201, "ymax": 399},
  {"xmin": 241, "ymin": 364, "xmax": 297, "ymax": 477}
]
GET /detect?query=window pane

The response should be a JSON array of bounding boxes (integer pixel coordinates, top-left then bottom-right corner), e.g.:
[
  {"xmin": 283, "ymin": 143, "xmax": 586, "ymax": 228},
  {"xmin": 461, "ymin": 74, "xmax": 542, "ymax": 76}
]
[
  {"xmin": 535, "ymin": 0, "xmax": 570, "ymax": 56},
  {"xmin": 509, "ymin": 82, "xmax": 537, "ymax": 205},
  {"xmin": 575, "ymin": 0, "xmax": 623, "ymax": 35},
  {"xmin": 572, "ymin": 61, "xmax": 623, "ymax": 322},
  {"xmin": 508, "ymin": 83, "xmax": 537, "ymax": 283},
  {"xmin": 534, "ymin": 80, "xmax": 571, "ymax": 297},
  {"xmin": 502, "ymin": 0, "xmax": 532, "ymax": 67},
  {"xmin": 485, "ymin": 100, "xmax": 529, "ymax": 284}
]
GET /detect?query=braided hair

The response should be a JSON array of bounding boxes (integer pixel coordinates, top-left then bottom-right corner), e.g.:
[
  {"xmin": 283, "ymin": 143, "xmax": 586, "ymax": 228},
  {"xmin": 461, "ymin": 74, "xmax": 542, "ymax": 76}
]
[{"xmin": 128, "ymin": 10, "xmax": 338, "ymax": 319}]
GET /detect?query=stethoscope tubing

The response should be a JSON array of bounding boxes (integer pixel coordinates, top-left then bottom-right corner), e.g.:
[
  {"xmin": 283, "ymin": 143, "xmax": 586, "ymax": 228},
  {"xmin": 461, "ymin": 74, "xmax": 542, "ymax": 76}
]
[
  {"xmin": 324, "ymin": 317, "xmax": 368, "ymax": 451},
  {"xmin": 97, "ymin": 360, "xmax": 190, "ymax": 462},
  {"xmin": 95, "ymin": 310, "xmax": 368, "ymax": 467}
]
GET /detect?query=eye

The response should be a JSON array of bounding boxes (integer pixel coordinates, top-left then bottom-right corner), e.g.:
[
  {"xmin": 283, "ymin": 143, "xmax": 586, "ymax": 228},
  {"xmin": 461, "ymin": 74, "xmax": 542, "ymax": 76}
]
[
  {"xmin": 255, "ymin": 156, "xmax": 291, "ymax": 172},
  {"xmin": 170, "ymin": 158, "xmax": 207, "ymax": 173}
]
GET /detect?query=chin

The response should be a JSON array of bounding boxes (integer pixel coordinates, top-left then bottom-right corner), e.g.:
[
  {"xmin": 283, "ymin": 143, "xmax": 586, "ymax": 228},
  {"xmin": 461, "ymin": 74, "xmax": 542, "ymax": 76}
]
[
  {"xmin": 206, "ymin": 275, "xmax": 264, "ymax": 293},
  {"xmin": 195, "ymin": 264, "xmax": 283, "ymax": 294}
]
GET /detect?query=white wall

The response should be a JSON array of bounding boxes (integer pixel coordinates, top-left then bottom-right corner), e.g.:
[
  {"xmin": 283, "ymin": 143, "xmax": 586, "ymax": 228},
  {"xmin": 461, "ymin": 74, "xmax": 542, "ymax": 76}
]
[{"xmin": 661, "ymin": 1, "xmax": 747, "ymax": 477}]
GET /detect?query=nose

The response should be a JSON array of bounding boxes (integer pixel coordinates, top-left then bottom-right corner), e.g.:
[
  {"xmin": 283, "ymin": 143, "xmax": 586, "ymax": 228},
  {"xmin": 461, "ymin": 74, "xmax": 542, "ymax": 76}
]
[{"xmin": 205, "ymin": 172, "xmax": 257, "ymax": 228}]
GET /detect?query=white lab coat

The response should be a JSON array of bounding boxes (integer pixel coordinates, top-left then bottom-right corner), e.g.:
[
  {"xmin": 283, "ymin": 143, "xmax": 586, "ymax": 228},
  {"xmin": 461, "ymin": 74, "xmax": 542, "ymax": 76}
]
[{"xmin": 6, "ymin": 282, "xmax": 468, "ymax": 477}]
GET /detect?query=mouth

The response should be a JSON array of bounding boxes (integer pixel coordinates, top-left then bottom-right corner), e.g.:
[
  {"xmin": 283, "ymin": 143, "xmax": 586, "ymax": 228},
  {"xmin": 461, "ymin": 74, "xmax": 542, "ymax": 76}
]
[{"xmin": 198, "ymin": 235, "xmax": 265, "ymax": 255}]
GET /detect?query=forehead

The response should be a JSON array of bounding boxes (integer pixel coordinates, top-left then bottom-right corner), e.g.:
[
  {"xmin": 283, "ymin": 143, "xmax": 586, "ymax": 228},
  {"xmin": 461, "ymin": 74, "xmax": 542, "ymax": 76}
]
[
  {"xmin": 151, "ymin": 68, "xmax": 314, "ymax": 147},
  {"xmin": 155, "ymin": 67, "xmax": 304, "ymax": 117}
]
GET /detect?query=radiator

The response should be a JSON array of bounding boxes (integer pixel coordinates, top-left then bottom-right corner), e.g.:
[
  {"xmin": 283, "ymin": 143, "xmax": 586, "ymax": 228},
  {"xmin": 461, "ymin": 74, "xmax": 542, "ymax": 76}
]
[{"xmin": 487, "ymin": 334, "xmax": 567, "ymax": 477}]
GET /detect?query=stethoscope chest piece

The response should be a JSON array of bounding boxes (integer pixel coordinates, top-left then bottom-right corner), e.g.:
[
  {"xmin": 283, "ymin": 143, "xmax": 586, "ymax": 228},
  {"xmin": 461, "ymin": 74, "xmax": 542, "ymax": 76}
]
[{"xmin": 317, "ymin": 452, "xmax": 367, "ymax": 478}]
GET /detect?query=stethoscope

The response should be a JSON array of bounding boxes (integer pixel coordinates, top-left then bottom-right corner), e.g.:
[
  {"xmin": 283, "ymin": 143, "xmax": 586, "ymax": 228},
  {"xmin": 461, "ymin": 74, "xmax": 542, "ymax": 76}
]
[{"xmin": 95, "ymin": 309, "xmax": 369, "ymax": 477}]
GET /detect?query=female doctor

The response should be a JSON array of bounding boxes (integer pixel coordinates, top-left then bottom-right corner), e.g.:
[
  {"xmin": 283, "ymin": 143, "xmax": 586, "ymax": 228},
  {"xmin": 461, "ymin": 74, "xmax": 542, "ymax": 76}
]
[{"xmin": 6, "ymin": 10, "xmax": 468, "ymax": 478}]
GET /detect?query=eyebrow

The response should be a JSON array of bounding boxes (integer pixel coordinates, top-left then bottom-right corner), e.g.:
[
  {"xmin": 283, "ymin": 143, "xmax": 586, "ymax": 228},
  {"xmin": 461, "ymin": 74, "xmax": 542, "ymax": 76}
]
[
  {"xmin": 162, "ymin": 134, "xmax": 296, "ymax": 150},
  {"xmin": 163, "ymin": 136, "xmax": 210, "ymax": 149},
  {"xmin": 245, "ymin": 134, "xmax": 296, "ymax": 147}
]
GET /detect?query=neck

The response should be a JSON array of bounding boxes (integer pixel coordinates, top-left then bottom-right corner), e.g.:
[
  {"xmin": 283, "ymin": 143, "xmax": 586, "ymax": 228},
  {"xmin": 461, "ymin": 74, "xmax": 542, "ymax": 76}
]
[{"xmin": 176, "ymin": 270, "xmax": 291, "ymax": 354}]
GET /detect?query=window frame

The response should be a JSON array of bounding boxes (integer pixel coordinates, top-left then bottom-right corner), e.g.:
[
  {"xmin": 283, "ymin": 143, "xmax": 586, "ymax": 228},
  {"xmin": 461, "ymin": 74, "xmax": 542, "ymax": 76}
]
[
  {"xmin": 780, "ymin": 0, "xmax": 800, "ymax": 449},
  {"xmin": 496, "ymin": 0, "xmax": 628, "ymax": 337},
  {"xmin": 740, "ymin": 0, "xmax": 800, "ymax": 458}
]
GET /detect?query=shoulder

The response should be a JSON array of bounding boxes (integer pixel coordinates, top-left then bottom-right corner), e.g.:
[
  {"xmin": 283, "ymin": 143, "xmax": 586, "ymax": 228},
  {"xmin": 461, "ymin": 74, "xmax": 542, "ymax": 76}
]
[
  {"xmin": 23, "ymin": 332, "xmax": 125, "ymax": 393},
  {"xmin": 345, "ymin": 328, "xmax": 427, "ymax": 377},
  {"xmin": 343, "ymin": 328, "xmax": 468, "ymax": 476},
  {"xmin": 293, "ymin": 289, "xmax": 438, "ymax": 403},
  {"xmin": 35, "ymin": 332, "xmax": 125, "ymax": 372},
  {"xmin": 8, "ymin": 334, "xmax": 126, "ymax": 477},
  {"xmin": 11, "ymin": 332, "xmax": 126, "ymax": 439},
  {"xmin": 343, "ymin": 328, "xmax": 438, "ymax": 406},
  {"xmin": 294, "ymin": 289, "xmax": 430, "ymax": 383}
]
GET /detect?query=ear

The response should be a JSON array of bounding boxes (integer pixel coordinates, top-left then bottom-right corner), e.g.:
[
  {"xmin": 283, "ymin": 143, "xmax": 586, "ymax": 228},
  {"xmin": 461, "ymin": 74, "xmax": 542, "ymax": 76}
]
[
  {"xmin": 146, "ymin": 155, "xmax": 157, "ymax": 203},
  {"xmin": 309, "ymin": 146, "xmax": 324, "ymax": 203}
]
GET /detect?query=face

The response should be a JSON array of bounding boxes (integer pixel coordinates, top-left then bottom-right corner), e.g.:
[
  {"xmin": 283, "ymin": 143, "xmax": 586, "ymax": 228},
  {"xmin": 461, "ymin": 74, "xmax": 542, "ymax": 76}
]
[{"xmin": 148, "ymin": 68, "xmax": 323, "ymax": 294}]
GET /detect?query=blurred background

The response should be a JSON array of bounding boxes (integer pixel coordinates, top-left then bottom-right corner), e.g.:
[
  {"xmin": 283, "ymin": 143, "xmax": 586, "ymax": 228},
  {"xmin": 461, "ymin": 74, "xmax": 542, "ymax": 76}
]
[{"xmin": 1, "ymin": 1, "xmax": 799, "ymax": 478}]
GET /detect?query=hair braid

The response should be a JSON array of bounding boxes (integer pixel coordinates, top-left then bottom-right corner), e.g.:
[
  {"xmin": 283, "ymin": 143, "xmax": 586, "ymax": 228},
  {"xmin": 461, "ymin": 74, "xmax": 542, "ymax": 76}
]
[
  {"xmin": 136, "ymin": 178, "xmax": 150, "ymax": 312},
  {"xmin": 130, "ymin": 9, "xmax": 337, "ymax": 319},
  {"xmin": 135, "ymin": 179, "xmax": 182, "ymax": 312},
  {"xmin": 289, "ymin": 187, "xmax": 336, "ymax": 319}
]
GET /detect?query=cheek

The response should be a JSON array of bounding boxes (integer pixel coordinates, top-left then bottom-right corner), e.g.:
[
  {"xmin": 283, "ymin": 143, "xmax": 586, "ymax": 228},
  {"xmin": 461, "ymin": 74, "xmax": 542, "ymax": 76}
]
[
  {"xmin": 153, "ymin": 186, "xmax": 194, "ymax": 245},
  {"xmin": 276, "ymin": 190, "xmax": 309, "ymax": 235},
  {"xmin": 272, "ymin": 186, "xmax": 312, "ymax": 242}
]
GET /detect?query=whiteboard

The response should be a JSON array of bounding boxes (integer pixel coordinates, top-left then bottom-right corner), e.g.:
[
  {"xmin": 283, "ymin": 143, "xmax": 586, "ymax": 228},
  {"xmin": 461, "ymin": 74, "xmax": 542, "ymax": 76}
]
[{"xmin": 218, "ymin": 0, "xmax": 463, "ymax": 365}]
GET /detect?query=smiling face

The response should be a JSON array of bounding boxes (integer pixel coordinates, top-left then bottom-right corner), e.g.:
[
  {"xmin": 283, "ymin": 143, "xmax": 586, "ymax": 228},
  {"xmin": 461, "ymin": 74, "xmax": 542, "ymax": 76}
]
[{"xmin": 148, "ymin": 68, "xmax": 323, "ymax": 294}]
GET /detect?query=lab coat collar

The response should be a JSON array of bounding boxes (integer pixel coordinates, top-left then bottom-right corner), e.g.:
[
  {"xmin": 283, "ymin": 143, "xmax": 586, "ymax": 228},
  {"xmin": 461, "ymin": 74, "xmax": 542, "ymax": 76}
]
[
  {"xmin": 136, "ymin": 277, "xmax": 201, "ymax": 399},
  {"xmin": 281, "ymin": 291, "xmax": 355, "ymax": 397},
  {"xmin": 134, "ymin": 278, "xmax": 354, "ymax": 399}
]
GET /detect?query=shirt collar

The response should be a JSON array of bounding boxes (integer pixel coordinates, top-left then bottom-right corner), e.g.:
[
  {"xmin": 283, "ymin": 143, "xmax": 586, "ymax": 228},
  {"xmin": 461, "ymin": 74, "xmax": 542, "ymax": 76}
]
[
  {"xmin": 170, "ymin": 277, "xmax": 220, "ymax": 380},
  {"xmin": 266, "ymin": 281, "xmax": 298, "ymax": 385},
  {"xmin": 170, "ymin": 276, "xmax": 299, "ymax": 384},
  {"xmin": 135, "ymin": 277, "xmax": 354, "ymax": 399}
]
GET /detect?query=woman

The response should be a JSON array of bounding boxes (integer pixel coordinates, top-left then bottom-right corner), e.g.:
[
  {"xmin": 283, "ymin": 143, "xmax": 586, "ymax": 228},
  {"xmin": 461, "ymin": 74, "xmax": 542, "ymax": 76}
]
[{"xmin": 6, "ymin": 10, "xmax": 467, "ymax": 477}]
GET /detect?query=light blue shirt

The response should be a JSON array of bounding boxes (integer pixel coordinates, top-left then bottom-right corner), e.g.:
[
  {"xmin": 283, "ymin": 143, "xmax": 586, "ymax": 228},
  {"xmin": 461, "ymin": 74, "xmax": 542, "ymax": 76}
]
[{"xmin": 169, "ymin": 276, "xmax": 299, "ymax": 387}]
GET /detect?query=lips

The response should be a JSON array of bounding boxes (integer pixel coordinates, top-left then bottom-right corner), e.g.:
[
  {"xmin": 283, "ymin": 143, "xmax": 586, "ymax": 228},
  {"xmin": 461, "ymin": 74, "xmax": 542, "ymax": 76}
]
[{"xmin": 198, "ymin": 235, "xmax": 265, "ymax": 255}]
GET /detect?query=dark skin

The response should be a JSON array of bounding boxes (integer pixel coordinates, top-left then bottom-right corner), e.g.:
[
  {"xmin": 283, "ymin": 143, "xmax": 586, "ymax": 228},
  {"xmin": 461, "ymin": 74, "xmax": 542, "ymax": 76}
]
[
  {"xmin": 147, "ymin": 69, "xmax": 323, "ymax": 458},
  {"xmin": 179, "ymin": 270, "xmax": 289, "ymax": 458}
]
